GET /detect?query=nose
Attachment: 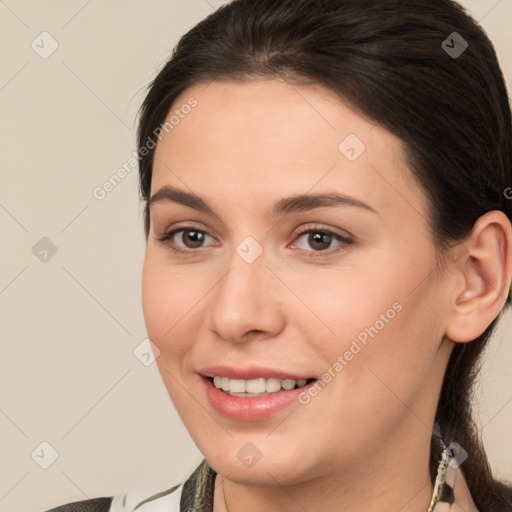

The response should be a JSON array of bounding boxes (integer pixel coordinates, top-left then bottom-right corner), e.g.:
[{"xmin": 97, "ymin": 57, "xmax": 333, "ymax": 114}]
[{"xmin": 207, "ymin": 247, "xmax": 286, "ymax": 344}]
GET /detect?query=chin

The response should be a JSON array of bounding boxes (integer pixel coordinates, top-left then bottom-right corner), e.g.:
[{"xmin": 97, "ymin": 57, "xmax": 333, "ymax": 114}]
[{"xmin": 204, "ymin": 445, "xmax": 316, "ymax": 486}]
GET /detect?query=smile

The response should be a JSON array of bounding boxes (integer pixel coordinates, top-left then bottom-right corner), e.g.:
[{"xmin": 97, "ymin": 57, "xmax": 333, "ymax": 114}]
[{"xmin": 210, "ymin": 376, "xmax": 315, "ymax": 397}]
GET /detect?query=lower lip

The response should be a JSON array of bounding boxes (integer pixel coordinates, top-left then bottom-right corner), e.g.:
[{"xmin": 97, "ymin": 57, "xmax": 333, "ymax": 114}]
[{"xmin": 201, "ymin": 376, "xmax": 316, "ymax": 421}]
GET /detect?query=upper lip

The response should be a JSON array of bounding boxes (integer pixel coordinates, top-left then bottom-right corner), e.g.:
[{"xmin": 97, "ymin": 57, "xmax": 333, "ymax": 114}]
[{"xmin": 199, "ymin": 365, "xmax": 315, "ymax": 381}]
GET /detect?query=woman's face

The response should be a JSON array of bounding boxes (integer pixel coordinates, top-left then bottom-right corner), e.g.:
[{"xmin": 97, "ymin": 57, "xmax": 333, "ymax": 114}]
[{"xmin": 142, "ymin": 79, "xmax": 454, "ymax": 485}]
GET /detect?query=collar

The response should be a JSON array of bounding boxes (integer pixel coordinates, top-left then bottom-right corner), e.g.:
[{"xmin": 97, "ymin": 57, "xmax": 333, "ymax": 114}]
[{"xmin": 179, "ymin": 449, "xmax": 479, "ymax": 512}]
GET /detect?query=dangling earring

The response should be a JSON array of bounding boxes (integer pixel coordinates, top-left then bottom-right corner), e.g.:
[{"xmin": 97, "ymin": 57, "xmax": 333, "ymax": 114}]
[{"xmin": 428, "ymin": 423, "xmax": 456, "ymax": 511}]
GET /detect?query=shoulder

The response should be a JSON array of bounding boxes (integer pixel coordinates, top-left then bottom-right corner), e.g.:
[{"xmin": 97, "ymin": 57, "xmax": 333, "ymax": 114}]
[
  {"xmin": 42, "ymin": 483, "xmax": 183, "ymax": 512},
  {"xmin": 43, "ymin": 497, "xmax": 113, "ymax": 512}
]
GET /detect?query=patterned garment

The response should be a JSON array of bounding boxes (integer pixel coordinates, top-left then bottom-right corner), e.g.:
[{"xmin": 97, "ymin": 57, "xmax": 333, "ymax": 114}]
[{"xmin": 44, "ymin": 447, "xmax": 479, "ymax": 512}]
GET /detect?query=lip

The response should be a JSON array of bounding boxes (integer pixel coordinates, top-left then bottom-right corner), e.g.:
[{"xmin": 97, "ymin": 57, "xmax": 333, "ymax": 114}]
[
  {"xmin": 200, "ymin": 375, "xmax": 317, "ymax": 421},
  {"xmin": 199, "ymin": 365, "xmax": 314, "ymax": 380}
]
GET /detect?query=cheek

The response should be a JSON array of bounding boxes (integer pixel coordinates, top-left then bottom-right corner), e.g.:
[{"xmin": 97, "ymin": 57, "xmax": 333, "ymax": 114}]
[
  {"xmin": 141, "ymin": 255, "xmax": 196, "ymax": 409},
  {"xmin": 299, "ymin": 252, "xmax": 439, "ymax": 396},
  {"xmin": 141, "ymin": 252, "xmax": 193, "ymax": 352},
  {"xmin": 141, "ymin": 249, "xmax": 218, "ymax": 373},
  {"xmin": 328, "ymin": 282, "xmax": 442, "ymax": 425},
  {"xmin": 288, "ymin": 261, "xmax": 398, "ymax": 350},
  {"xmin": 141, "ymin": 254, "xmax": 168, "ymax": 340}
]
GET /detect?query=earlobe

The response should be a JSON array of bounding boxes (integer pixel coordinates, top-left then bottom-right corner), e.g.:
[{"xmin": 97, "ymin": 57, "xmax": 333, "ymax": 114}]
[{"xmin": 445, "ymin": 210, "xmax": 512, "ymax": 343}]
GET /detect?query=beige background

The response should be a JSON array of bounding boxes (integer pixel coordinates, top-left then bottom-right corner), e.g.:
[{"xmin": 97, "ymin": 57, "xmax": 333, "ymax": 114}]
[{"xmin": 0, "ymin": 1, "xmax": 511, "ymax": 511}]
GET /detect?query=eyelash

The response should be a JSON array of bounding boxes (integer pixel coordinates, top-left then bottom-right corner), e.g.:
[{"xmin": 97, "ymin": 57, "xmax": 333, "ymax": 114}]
[{"xmin": 156, "ymin": 224, "xmax": 354, "ymax": 258}]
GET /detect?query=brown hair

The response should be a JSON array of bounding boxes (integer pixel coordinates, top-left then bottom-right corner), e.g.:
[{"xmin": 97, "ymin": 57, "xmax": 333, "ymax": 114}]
[{"xmin": 136, "ymin": 0, "xmax": 512, "ymax": 509}]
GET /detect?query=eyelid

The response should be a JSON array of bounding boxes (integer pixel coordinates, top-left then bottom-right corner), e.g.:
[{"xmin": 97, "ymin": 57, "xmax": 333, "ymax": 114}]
[
  {"xmin": 288, "ymin": 223, "xmax": 354, "ymax": 257},
  {"xmin": 155, "ymin": 222, "xmax": 218, "ymax": 251},
  {"xmin": 290, "ymin": 223, "xmax": 353, "ymax": 244},
  {"xmin": 156, "ymin": 222, "xmax": 354, "ymax": 256}
]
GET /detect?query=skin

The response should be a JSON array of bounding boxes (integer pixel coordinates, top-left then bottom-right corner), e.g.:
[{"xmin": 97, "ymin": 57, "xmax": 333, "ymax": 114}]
[{"xmin": 141, "ymin": 79, "xmax": 512, "ymax": 512}]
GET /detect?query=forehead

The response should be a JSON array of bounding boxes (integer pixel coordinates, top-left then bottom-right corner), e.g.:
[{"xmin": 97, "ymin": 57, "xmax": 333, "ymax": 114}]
[{"xmin": 151, "ymin": 79, "xmax": 427, "ymax": 224}]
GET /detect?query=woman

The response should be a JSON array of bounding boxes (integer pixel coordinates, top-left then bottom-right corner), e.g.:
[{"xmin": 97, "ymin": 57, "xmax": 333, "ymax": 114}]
[{"xmin": 46, "ymin": 0, "xmax": 512, "ymax": 510}]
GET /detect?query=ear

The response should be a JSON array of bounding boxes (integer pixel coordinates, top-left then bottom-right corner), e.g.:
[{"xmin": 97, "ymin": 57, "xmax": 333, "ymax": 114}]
[{"xmin": 445, "ymin": 210, "xmax": 512, "ymax": 343}]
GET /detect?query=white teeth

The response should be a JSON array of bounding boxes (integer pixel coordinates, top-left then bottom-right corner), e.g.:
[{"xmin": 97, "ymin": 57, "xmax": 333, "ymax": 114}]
[
  {"xmin": 211, "ymin": 376, "xmax": 311, "ymax": 394},
  {"xmin": 266, "ymin": 377, "xmax": 282, "ymax": 393},
  {"xmin": 246, "ymin": 378, "xmax": 266, "ymax": 393},
  {"xmin": 229, "ymin": 379, "xmax": 246, "ymax": 393},
  {"xmin": 281, "ymin": 379, "xmax": 296, "ymax": 391}
]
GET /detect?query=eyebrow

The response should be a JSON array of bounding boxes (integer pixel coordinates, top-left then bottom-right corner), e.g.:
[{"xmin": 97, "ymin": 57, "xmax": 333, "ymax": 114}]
[{"xmin": 149, "ymin": 185, "xmax": 378, "ymax": 217}]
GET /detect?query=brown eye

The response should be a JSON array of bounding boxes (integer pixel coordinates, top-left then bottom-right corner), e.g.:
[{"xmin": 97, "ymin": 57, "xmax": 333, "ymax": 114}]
[
  {"xmin": 295, "ymin": 230, "xmax": 346, "ymax": 252},
  {"xmin": 291, "ymin": 226, "xmax": 354, "ymax": 258},
  {"xmin": 179, "ymin": 229, "xmax": 206, "ymax": 248},
  {"xmin": 156, "ymin": 227, "xmax": 215, "ymax": 253},
  {"xmin": 307, "ymin": 232, "xmax": 334, "ymax": 251}
]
